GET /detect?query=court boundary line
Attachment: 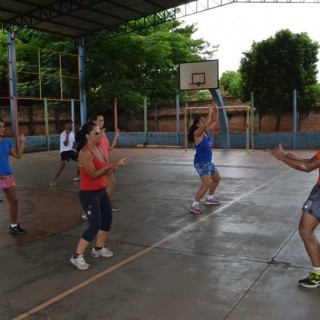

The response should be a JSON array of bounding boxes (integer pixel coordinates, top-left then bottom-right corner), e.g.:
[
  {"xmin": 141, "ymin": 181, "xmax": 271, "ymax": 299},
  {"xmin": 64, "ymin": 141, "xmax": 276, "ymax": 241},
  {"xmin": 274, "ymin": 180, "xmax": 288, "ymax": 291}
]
[{"xmin": 13, "ymin": 170, "xmax": 290, "ymax": 320}]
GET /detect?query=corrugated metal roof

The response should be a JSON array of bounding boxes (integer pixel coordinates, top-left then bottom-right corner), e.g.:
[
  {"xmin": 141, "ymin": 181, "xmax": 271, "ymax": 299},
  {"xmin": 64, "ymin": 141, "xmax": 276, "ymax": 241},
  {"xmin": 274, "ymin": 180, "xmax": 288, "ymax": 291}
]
[{"xmin": 0, "ymin": 0, "xmax": 194, "ymax": 38}]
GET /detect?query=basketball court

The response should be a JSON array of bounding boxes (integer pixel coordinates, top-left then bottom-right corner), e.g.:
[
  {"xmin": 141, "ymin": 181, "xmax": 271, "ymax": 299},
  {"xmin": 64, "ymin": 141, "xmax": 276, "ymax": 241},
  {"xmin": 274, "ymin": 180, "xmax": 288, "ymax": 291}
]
[{"xmin": 1, "ymin": 147, "xmax": 320, "ymax": 319}]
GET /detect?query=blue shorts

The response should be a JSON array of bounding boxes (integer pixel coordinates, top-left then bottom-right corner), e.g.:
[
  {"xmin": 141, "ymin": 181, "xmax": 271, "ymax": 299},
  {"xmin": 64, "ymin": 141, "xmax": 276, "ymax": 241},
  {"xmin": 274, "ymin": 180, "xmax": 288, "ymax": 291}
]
[
  {"xmin": 194, "ymin": 162, "xmax": 217, "ymax": 177},
  {"xmin": 302, "ymin": 185, "xmax": 320, "ymax": 222}
]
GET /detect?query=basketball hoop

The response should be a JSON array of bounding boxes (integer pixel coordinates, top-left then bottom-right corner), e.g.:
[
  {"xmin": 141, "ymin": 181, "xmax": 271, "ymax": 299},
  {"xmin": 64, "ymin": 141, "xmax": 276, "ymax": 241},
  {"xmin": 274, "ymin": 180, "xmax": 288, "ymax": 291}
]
[
  {"xmin": 179, "ymin": 60, "xmax": 218, "ymax": 91},
  {"xmin": 189, "ymin": 81, "xmax": 202, "ymax": 89}
]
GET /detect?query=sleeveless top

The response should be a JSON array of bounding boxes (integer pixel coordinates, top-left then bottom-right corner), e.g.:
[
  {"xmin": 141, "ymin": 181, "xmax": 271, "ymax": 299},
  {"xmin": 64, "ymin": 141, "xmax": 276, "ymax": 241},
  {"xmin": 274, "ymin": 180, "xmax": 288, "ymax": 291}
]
[
  {"xmin": 0, "ymin": 138, "xmax": 13, "ymax": 175},
  {"xmin": 80, "ymin": 145, "xmax": 108, "ymax": 191},
  {"xmin": 194, "ymin": 132, "xmax": 212, "ymax": 164},
  {"xmin": 98, "ymin": 134, "xmax": 110, "ymax": 163}
]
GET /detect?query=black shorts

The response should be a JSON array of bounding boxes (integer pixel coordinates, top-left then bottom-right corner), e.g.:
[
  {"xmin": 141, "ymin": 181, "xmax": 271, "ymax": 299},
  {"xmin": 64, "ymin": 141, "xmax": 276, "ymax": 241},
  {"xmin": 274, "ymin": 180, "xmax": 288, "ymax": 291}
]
[
  {"xmin": 302, "ymin": 185, "xmax": 320, "ymax": 222},
  {"xmin": 60, "ymin": 150, "xmax": 78, "ymax": 162}
]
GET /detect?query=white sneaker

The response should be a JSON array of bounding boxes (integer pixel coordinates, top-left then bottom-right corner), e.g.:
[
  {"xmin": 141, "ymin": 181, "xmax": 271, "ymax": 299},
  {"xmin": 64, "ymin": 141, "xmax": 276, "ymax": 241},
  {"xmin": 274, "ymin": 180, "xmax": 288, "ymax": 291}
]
[
  {"xmin": 111, "ymin": 203, "xmax": 120, "ymax": 212},
  {"xmin": 81, "ymin": 213, "xmax": 88, "ymax": 220},
  {"xmin": 92, "ymin": 247, "xmax": 114, "ymax": 258},
  {"xmin": 70, "ymin": 254, "xmax": 90, "ymax": 270}
]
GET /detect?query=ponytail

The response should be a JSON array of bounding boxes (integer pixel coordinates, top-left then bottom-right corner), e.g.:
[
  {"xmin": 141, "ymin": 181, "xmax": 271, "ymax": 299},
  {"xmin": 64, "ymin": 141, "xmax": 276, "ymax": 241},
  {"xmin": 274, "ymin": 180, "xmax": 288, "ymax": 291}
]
[
  {"xmin": 187, "ymin": 116, "xmax": 201, "ymax": 143},
  {"xmin": 75, "ymin": 123, "xmax": 95, "ymax": 151}
]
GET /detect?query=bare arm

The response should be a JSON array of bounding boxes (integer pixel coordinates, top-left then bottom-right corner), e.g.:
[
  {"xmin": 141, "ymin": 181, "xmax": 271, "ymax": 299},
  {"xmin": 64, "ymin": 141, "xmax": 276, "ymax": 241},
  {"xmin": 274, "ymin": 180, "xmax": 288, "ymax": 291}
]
[
  {"xmin": 63, "ymin": 130, "xmax": 70, "ymax": 147},
  {"xmin": 268, "ymin": 144, "xmax": 320, "ymax": 172},
  {"xmin": 285, "ymin": 152, "xmax": 309, "ymax": 162},
  {"xmin": 109, "ymin": 128, "xmax": 120, "ymax": 150},
  {"xmin": 79, "ymin": 149, "xmax": 128, "ymax": 178},
  {"xmin": 194, "ymin": 107, "xmax": 213, "ymax": 140},
  {"xmin": 208, "ymin": 103, "xmax": 219, "ymax": 131},
  {"xmin": 9, "ymin": 134, "xmax": 25, "ymax": 159}
]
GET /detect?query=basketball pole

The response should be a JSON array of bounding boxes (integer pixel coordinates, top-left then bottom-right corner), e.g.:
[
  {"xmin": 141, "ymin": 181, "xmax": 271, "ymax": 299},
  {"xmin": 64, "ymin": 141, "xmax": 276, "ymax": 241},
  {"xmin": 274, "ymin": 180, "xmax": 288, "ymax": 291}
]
[{"xmin": 184, "ymin": 101, "xmax": 188, "ymax": 152}]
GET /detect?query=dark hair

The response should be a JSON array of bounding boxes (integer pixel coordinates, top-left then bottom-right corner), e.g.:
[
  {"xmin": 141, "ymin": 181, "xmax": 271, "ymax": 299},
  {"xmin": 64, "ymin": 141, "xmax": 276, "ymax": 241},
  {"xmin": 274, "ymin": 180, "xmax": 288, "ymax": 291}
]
[
  {"xmin": 88, "ymin": 113, "xmax": 103, "ymax": 123},
  {"xmin": 0, "ymin": 119, "xmax": 4, "ymax": 124},
  {"xmin": 65, "ymin": 119, "xmax": 73, "ymax": 124},
  {"xmin": 187, "ymin": 116, "xmax": 201, "ymax": 143},
  {"xmin": 75, "ymin": 122, "xmax": 96, "ymax": 151}
]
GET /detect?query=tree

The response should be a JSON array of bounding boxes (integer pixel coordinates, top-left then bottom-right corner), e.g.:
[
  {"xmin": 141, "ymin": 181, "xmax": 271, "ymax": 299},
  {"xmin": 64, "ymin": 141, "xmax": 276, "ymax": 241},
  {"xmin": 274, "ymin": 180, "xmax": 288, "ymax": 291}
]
[
  {"xmin": 239, "ymin": 29, "xmax": 319, "ymax": 131},
  {"xmin": 85, "ymin": 19, "xmax": 218, "ymax": 127},
  {"xmin": 0, "ymin": 29, "xmax": 79, "ymax": 132},
  {"xmin": 0, "ymin": 20, "xmax": 218, "ymax": 130},
  {"xmin": 220, "ymin": 71, "xmax": 242, "ymax": 97}
]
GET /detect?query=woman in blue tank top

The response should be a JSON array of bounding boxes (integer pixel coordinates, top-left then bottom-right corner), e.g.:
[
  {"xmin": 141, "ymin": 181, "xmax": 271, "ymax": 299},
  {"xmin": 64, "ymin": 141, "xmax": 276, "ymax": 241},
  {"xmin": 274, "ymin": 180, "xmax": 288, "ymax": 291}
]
[
  {"xmin": 0, "ymin": 119, "xmax": 27, "ymax": 234},
  {"xmin": 187, "ymin": 104, "xmax": 221, "ymax": 215}
]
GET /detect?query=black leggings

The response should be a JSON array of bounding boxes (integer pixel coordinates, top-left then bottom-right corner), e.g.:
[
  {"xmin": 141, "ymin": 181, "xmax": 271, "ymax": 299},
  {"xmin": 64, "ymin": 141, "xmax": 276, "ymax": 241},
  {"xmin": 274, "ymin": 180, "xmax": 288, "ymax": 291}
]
[{"xmin": 79, "ymin": 188, "xmax": 112, "ymax": 242}]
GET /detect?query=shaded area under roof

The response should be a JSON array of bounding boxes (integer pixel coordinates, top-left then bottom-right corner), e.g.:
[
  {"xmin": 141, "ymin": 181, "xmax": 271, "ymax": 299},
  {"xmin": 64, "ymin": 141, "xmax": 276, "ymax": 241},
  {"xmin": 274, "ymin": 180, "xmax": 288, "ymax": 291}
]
[{"xmin": 0, "ymin": 0, "xmax": 194, "ymax": 39}]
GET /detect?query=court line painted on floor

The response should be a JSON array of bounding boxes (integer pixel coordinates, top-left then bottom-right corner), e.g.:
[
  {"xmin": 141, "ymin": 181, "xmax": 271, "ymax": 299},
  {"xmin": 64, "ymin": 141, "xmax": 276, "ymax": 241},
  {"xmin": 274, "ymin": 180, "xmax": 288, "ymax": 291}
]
[{"xmin": 13, "ymin": 170, "xmax": 290, "ymax": 320}]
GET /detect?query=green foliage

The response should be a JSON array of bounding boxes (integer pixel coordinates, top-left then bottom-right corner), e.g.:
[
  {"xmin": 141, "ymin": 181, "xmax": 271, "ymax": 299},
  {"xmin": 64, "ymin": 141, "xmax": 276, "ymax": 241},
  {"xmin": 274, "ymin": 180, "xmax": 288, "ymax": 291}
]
[
  {"xmin": 0, "ymin": 29, "xmax": 77, "ymax": 99},
  {"xmin": 0, "ymin": 20, "xmax": 218, "ymax": 125},
  {"xmin": 195, "ymin": 90, "xmax": 212, "ymax": 102},
  {"xmin": 220, "ymin": 71, "xmax": 242, "ymax": 97},
  {"xmin": 239, "ymin": 29, "xmax": 319, "ymax": 125},
  {"xmin": 86, "ymin": 19, "xmax": 218, "ymax": 118},
  {"xmin": 309, "ymin": 83, "xmax": 320, "ymax": 108}
]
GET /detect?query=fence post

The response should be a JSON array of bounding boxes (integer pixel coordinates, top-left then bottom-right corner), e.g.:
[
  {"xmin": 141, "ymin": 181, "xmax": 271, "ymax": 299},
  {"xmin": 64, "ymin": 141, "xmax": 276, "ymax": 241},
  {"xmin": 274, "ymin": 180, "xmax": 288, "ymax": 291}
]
[
  {"xmin": 71, "ymin": 99, "xmax": 75, "ymax": 131},
  {"xmin": 78, "ymin": 42, "xmax": 87, "ymax": 125},
  {"xmin": 250, "ymin": 91, "xmax": 254, "ymax": 150},
  {"xmin": 44, "ymin": 98, "xmax": 50, "ymax": 151},
  {"xmin": 176, "ymin": 94, "xmax": 180, "ymax": 146},
  {"xmin": 293, "ymin": 89, "xmax": 297, "ymax": 150},
  {"xmin": 8, "ymin": 32, "xmax": 18, "ymax": 141},
  {"xmin": 144, "ymin": 97, "xmax": 148, "ymax": 145}
]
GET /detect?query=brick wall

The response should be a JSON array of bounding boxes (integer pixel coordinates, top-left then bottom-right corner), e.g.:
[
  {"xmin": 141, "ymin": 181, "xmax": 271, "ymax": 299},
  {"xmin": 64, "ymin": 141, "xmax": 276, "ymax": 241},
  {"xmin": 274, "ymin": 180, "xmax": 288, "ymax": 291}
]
[
  {"xmin": 152, "ymin": 99, "xmax": 320, "ymax": 133},
  {"xmin": 1, "ymin": 99, "xmax": 320, "ymax": 135}
]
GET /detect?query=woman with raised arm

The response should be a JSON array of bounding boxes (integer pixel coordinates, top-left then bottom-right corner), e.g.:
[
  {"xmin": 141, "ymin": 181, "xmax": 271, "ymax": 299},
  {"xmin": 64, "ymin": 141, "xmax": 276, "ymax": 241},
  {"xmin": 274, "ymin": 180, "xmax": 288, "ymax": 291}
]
[
  {"xmin": 70, "ymin": 123, "xmax": 128, "ymax": 270},
  {"xmin": 187, "ymin": 103, "xmax": 221, "ymax": 215},
  {"xmin": 90, "ymin": 114, "xmax": 120, "ymax": 212}
]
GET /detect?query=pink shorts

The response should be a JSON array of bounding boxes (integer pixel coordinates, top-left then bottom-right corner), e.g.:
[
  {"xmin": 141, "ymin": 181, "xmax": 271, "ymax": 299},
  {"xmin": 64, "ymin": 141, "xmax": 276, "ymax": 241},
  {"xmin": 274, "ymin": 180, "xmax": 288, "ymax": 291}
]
[{"xmin": 0, "ymin": 175, "xmax": 16, "ymax": 189}]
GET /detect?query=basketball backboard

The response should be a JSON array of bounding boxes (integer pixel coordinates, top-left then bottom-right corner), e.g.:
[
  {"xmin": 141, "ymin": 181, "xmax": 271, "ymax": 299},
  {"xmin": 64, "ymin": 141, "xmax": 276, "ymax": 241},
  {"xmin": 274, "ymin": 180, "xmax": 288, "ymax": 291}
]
[{"xmin": 179, "ymin": 60, "xmax": 219, "ymax": 91}]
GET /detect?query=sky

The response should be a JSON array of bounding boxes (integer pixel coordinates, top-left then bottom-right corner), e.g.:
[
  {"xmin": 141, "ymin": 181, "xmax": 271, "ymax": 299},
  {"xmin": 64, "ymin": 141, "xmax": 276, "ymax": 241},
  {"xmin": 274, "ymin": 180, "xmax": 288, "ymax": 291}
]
[{"xmin": 181, "ymin": 3, "xmax": 320, "ymax": 78}]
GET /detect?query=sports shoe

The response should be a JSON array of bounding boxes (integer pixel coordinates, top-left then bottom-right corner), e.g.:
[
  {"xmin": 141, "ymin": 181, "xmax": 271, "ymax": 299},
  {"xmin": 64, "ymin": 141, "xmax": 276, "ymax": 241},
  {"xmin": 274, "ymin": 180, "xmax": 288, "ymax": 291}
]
[
  {"xmin": 111, "ymin": 203, "xmax": 120, "ymax": 212},
  {"xmin": 298, "ymin": 272, "xmax": 320, "ymax": 288},
  {"xmin": 190, "ymin": 204, "xmax": 203, "ymax": 215},
  {"xmin": 205, "ymin": 198, "xmax": 221, "ymax": 205},
  {"xmin": 73, "ymin": 177, "xmax": 80, "ymax": 182},
  {"xmin": 50, "ymin": 181, "xmax": 56, "ymax": 187},
  {"xmin": 8, "ymin": 224, "xmax": 27, "ymax": 235},
  {"xmin": 70, "ymin": 254, "xmax": 90, "ymax": 270},
  {"xmin": 92, "ymin": 247, "xmax": 114, "ymax": 258}
]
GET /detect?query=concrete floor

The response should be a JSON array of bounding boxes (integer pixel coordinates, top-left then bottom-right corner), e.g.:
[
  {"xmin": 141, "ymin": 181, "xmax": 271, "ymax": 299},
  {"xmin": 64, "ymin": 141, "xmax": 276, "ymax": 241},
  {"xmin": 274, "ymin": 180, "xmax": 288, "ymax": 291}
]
[{"xmin": 1, "ymin": 147, "xmax": 320, "ymax": 320}]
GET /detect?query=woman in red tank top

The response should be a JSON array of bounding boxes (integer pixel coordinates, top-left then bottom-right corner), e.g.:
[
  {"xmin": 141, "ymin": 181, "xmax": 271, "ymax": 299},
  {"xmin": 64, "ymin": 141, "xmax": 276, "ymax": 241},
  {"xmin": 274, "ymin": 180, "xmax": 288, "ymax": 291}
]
[
  {"xmin": 91, "ymin": 114, "xmax": 120, "ymax": 212},
  {"xmin": 70, "ymin": 123, "xmax": 128, "ymax": 270}
]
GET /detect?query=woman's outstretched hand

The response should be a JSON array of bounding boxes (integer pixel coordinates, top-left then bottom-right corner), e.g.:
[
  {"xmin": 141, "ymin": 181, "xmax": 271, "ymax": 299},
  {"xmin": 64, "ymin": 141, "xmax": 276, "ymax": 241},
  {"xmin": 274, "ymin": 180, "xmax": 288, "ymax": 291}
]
[
  {"xmin": 117, "ymin": 157, "xmax": 128, "ymax": 166},
  {"xmin": 268, "ymin": 144, "xmax": 286, "ymax": 161}
]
